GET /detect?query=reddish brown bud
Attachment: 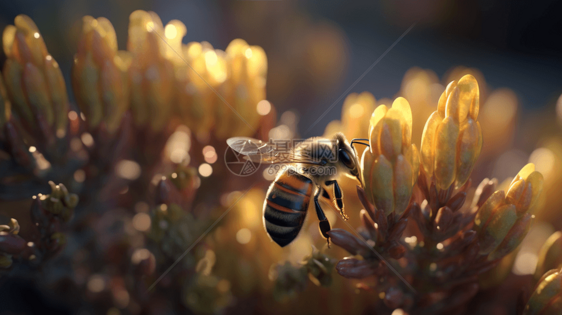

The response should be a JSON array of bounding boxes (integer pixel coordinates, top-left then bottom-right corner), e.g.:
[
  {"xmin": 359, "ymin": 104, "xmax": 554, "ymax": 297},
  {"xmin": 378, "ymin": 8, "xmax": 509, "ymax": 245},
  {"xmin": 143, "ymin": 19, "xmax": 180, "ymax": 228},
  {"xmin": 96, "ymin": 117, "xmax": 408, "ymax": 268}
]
[
  {"xmin": 473, "ymin": 178, "xmax": 497, "ymax": 208},
  {"xmin": 0, "ymin": 233, "xmax": 26, "ymax": 254},
  {"xmin": 360, "ymin": 210, "xmax": 378, "ymax": 242},
  {"xmin": 327, "ymin": 229, "xmax": 371, "ymax": 257},
  {"xmin": 446, "ymin": 192, "xmax": 466, "ymax": 212},
  {"xmin": 388, "ymin": 218, "xmax": 408, "ymax": 241},
  {"xmin": 434, "ymin": 207, "xmax": 453, "ymax": 236},
  {"xmin": 335, "ymin": 258, "xmax": 378, "ymax": 279}
]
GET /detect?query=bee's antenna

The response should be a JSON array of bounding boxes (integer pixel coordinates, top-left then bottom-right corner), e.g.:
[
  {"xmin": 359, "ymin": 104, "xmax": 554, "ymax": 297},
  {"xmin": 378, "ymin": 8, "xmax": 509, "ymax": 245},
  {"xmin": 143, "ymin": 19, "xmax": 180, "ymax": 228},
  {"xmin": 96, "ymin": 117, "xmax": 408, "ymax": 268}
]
[{"xmin": 350, "ymin": 139, "xmax": 370, "ymax": 150}]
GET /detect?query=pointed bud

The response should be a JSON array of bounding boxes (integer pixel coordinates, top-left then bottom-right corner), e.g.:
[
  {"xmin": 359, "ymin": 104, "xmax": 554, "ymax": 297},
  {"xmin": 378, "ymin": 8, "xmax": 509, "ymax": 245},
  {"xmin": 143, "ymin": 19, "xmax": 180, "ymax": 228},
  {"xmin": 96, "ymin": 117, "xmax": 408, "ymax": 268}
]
[
  {"xmin": 369, "ymin": 104, "xmax": 387, "ymax": 155},
  {"xmin": 477, "ymin": 204, "xmax": 517, "ymax": 255},
  {"xmin": 446, "ymin": 191, "xmax": 466, "ymax": 212},
  {"xmin": 473, "ymin": 178, "xmax": 497, "ymax": 208},
  {"xmin": 434, "ymin": 116, "xmax": 459, "ymax": 190},
  {"xmin": 474, "ymin": 190, "xmax": 505, "ymax": 231},
  {"xmin": 327, "ymin": 229, "xmax": 371, "ymax": 257},
  {"xmin": 362, "ymin": 98, "xmax": 417, "ymax": 217},
  {"xmin": 360, "ymin": 209, "xmax": 378, "ymax": 242},
  {"xmin": 126, "ymin": 11, "xmax": 174, "ymax": 132},
  {"xmin": 420, "ymin": 111, "xmax": 441, "ymax": 177},
  {"xmin": 475, "ymin": 163, "xmax": 543, "ymax": 258},
  {"xmin": 434, "ymin": 207, "xmax": 453, "ymax": 236},
  {"xmin": 524, "ymin": 268, "xmax": 562, "ymax": 315},
  {"xmin": 535, "ymin": 232, "xmax": 562, "ymax": 281},
  {"xmin": 487, "ymin": 213, "xmax": 533, "ymax": 261},
  {"xmin": 394, "ymin": 154, "xmax": 413, "ymax": 216},
  {"xmin": 420, "ymin": 74, "xmax": 482, "ymax": 188},
  {"xmin": 456, "ymin": 119, "xmax": 482, "ymax": 186},
  {"xmin": 505, "ymin": 163, "xmax": 543, "ymax": 215},
  {"xmin": 335, "ymin": 258, "xmax": 378, "ymax": 279},
  {"xmin": 361, "ymin": 151, "xmax": 394, "ymax": 216},
  {"xmin": 72, "ymin": 16, "xmax": 129, "ymax": 134},
  {"xmin": 2, "ymin": 15, "xmax": 68, "ymax": 142}
]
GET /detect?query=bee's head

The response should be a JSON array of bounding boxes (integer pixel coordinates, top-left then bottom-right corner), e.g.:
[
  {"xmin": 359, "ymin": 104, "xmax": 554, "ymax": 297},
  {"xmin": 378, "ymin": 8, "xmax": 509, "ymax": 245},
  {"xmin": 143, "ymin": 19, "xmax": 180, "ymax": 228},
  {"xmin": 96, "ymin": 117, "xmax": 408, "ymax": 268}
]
[{"xmin": 334, "ymin": 133, "xmax": 363, "ymax": 185}]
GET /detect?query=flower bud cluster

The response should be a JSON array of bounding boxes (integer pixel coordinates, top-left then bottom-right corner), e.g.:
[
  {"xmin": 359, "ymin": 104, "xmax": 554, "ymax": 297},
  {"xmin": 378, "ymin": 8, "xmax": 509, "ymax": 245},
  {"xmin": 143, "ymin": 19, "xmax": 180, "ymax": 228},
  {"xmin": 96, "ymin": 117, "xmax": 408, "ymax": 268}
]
[
  {"xmin": 2, "ymin": 15, "xmax": 69, "ymax": 144},
  {"xmin": 177, "ymin": 38, "xmax": 267, "ymax": 139},
  {"xmin": 329, "ymin": 75, "xmax": 545, "ymax": 314},
  {"xmin": 0, "ymin": 219, "xmax": 25, "ymax": 268},
  {"xmin": 475, "ymin": 163, "xmax": 543, "ymax": 260},
  {"xmin": 420, "ymin": 74, "xmax": 482, "ymax": 190},
  {"xmin": 29, "ymin": 181, "xmax": 79, "ymax": 261},
  {"xmin": 72, "ymin": 16, "xmax": 130, "ymax": 133},
  {"xmin": 127, "ymin": 10, "xmax": 175, "ymax": 132},
  {"xmin": 361, "ymin": 97, "xmax": 419, "ymax": 218}
]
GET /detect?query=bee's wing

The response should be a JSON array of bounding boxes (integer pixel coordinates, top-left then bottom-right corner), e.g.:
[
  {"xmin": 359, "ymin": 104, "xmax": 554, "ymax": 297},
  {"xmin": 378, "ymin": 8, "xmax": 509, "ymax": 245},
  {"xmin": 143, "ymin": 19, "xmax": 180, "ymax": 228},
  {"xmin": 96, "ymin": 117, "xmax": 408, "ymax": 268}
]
[
  {"xmin": 226, "ymin": 137, "xmax": 276, "ymax": 155},
  {"xmin": 226, "ymin": 137, "xmax": 324, "ymax": 165}
]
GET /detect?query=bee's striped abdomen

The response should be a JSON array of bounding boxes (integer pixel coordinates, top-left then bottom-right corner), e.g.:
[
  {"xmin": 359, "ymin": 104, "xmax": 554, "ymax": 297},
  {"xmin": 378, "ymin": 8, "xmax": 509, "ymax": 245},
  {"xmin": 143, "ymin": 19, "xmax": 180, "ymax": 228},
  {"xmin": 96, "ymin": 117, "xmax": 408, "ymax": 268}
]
[{"xmin": 263, "ymin": 172, "xmax": 313, "ymax": 247}]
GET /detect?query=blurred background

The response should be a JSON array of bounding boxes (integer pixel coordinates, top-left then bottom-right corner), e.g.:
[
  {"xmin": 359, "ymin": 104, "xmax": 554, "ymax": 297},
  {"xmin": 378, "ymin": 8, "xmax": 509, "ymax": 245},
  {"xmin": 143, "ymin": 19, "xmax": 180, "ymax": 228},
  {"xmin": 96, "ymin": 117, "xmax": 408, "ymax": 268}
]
[
  {"xmin": 1, "ymin": 0, "xmax": 561, "ymax": 134},
  {"xmin": 1, "ymin": 0, "xmax": 562, "ymax": 314}
]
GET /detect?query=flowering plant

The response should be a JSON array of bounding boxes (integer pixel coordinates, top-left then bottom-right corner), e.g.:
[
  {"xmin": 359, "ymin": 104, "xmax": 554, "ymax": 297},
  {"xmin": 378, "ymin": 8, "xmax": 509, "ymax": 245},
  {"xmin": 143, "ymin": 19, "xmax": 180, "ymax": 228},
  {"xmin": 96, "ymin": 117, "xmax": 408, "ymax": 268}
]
[{"xmin": 327, "ymin": 75, "xmax": 556, "ymax": 314}]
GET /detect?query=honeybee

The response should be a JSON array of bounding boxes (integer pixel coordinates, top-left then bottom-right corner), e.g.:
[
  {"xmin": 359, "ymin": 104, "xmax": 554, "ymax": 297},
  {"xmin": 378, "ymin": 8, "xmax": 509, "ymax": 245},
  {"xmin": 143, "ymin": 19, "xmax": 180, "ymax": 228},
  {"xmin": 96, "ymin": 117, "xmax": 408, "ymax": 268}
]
[{"xmin": 227, "ymin": 133, "xmax": 369, "ymax": 247}]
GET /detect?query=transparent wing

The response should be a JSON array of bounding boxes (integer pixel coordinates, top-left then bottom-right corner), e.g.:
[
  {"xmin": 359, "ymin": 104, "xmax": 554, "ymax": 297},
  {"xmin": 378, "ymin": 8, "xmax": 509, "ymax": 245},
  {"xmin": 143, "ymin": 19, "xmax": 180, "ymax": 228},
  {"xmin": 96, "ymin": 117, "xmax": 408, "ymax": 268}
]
[
  {"xmin": 226, "ymin": 137, "xmax": 276, "ymax": 155},
  {"xmin": 226, "ymin": 137, "xmax": 324, "ymax": 165},
  {"xmin": 244, "ymin": 151, "xmax": 325, "ymax": 165}
]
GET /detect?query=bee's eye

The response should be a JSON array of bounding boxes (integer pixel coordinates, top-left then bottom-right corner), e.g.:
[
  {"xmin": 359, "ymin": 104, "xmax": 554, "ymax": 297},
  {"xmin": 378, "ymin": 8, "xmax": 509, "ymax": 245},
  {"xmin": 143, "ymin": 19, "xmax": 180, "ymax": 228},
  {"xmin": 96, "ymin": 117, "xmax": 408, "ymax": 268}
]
[{"xmin": 339, "ymin": 149, "xmax": 354, "ymax": 169}]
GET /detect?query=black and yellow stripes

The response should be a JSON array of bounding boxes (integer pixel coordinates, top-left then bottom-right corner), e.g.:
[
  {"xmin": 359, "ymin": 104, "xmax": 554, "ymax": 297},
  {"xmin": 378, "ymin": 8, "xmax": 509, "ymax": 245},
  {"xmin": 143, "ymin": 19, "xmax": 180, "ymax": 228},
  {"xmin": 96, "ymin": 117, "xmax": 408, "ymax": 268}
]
[{"xmin": 263, "ymin": 172, "xmax": 313, "ymax": 247}]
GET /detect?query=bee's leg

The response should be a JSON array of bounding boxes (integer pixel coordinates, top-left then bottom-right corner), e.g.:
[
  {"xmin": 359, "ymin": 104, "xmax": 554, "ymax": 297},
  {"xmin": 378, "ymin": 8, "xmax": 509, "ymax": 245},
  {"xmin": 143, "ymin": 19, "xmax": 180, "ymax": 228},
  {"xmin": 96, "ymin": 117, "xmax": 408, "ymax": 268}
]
[
  {"xmin": 315, "ymin": 187, "xmax": 331, "ymax": 247},
  {"xmin": 325, "ymin": 180, "xmax": 348, "ymax": 221},
  {"xmin": 322, "ymin": 189, "xmax": 331, "ymax": 200}
]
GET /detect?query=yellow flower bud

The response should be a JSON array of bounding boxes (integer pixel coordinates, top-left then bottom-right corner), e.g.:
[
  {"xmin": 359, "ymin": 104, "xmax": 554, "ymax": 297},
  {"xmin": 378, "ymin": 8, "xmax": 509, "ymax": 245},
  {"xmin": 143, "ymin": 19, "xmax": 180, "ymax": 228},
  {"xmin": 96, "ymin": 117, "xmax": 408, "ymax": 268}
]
[
  {"xmin": 394, "ymin": 154, "xmax": 413, "ymax": 216},
  {"xmin": 361, "ymin": 152, "xmax": 394, "ymax": 216},
  {"xmin": 176, "ymin": 38, "xmax": 267, "ymax": 139},
  {"xmin": 477, "ymin": 204, "xmax": 517, "ymax": 255},
  {"xmin": 216, "ymin": 39, "xmax": 267, "ymax": 139},
  {"xmin": 127, "ymin": 10, "xmax": 175, "ymax": 132},
  {"xmin": 474, "ymin": 190, "xmax": 506, "ymax": 232},
  {"xmin": 475, "ymin": 164, "xmax": 543, "ymax": 258},
  {"xmin": 535, "ymin": 232, "xmax": 562, "ymax": 281},
  {"xmin": 420, "ymin": 74, "xmax": 482, "ymax": 190},
  {"xmin": 488, "ymin": 212, "xmax": 532, "ymax": 261},
  {"xmin": 506, "ymin": 163, "xmax": 543, "ymax": 215},
  {"xmin": 361, "ymin": 97, "xmax": 418, "ymax": 217},
  {"xmin": 340, "ymin": 92, "xmax": 376, "ymax": 140},
  {"xmin": 177, "ymin": 42, "xmax": 222, "ymax": 135},
  {"xmin": 72, "ymin": 16, "xmax": 129, "ymax": 133},
  {"xmin": 434, "ymin": 116, "xmax": 459, "ymax": 190},
  {"xmin": 2, "ymin": 15, "xmax": 68, "ymax": 140},
  {"xmin": 524, "ymin": 268, "xmax": 562, "ymax": 315}
]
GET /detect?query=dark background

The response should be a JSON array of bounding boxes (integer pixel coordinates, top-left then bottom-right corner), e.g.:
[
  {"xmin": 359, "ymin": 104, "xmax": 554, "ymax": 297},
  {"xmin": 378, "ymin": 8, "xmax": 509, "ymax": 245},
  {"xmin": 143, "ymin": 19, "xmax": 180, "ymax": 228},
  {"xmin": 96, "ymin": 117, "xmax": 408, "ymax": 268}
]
[{"xmin": 0, "ymin": 0, "xmax": 561, "ymax": 136}]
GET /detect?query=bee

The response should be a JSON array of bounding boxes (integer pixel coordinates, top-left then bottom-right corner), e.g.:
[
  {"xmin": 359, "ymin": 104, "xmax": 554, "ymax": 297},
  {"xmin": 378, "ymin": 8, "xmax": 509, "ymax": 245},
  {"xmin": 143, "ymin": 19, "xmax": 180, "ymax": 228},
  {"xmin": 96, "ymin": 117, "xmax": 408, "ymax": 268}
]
[{"xmin": 227, "ymin": 133, "xmax": 369, "ymax": 247}]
